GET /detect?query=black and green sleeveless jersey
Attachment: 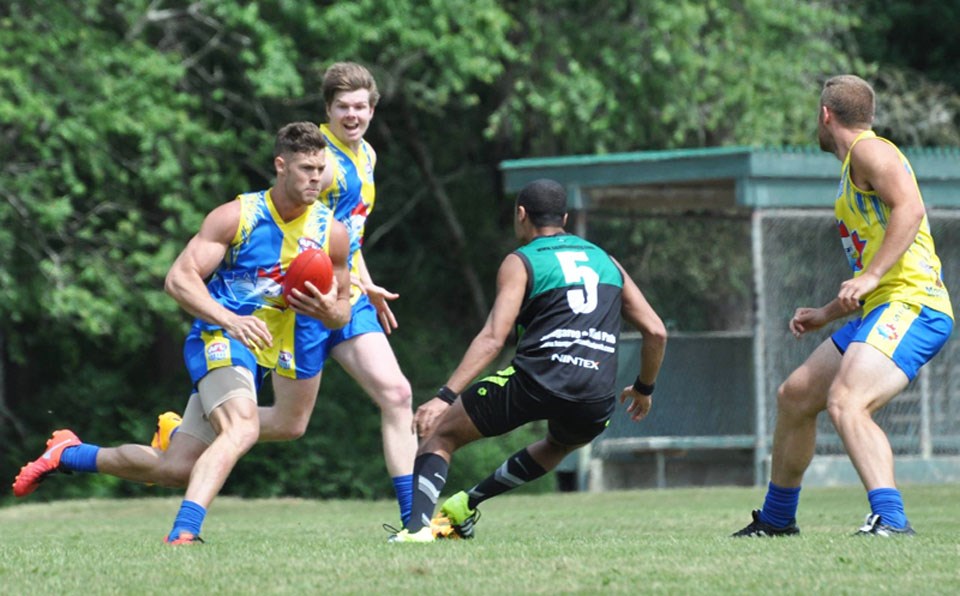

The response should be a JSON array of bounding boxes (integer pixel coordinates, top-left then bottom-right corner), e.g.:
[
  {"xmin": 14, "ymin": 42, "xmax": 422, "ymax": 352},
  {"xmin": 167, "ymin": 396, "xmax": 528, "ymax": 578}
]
[{"xmin": 512, "ymin": 233, "xmax": 624, "ymax": 402}]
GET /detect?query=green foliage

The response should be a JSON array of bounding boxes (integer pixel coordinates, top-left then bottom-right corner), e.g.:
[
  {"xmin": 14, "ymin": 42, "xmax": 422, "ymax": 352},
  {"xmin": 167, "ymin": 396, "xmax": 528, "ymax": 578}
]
[
  {"xmin": 854, "ymin": 0, "xmax": 960, "ymax": 91},
  {"xmin": 487, "ymin": 0, "xmax": 865, "ymax": 155},
  {"xmin": 0, "ymin": 2, "xmax": 242, "ymax": 355}
]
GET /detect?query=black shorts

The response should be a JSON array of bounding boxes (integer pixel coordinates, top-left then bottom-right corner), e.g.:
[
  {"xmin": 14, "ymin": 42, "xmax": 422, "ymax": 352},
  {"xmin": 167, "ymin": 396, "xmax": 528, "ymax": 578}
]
[{"xmin": 460, "ymin": 366, "xmax": 616, "ymax": 446}]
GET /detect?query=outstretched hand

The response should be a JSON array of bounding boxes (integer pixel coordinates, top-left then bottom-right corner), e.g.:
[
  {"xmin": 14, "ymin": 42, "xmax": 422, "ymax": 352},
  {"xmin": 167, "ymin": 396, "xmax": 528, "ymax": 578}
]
[
  {"xmin": 363, "ymin": 281, "xmax": 400, "ymax": 334},
  {"xmin": 620, "ymin": 386, "xmax": 652, "ymax": 422}
]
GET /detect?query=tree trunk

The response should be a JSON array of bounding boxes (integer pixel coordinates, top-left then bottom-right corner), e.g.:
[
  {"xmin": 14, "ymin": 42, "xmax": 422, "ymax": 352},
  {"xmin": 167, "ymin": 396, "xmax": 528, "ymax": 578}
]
[
  {"xmin": 0, "ymin": 333, "xmax": 27, "ymax": 441},
  {"xmin": 400, "ymin": 105, "xmax": 489, "ymax": 325}
]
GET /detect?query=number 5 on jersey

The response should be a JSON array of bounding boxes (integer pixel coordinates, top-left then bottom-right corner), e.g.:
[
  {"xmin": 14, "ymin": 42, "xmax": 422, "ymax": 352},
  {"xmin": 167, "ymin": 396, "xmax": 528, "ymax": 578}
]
[{"xmin": 556, "ymin": 251, "xmax": 599, "ymax": 314}]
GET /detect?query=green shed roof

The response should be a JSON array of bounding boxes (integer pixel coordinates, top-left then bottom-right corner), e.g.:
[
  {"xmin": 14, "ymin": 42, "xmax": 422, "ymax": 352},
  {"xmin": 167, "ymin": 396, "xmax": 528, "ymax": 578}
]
[{"xmin": 500, "ymin": 145, "xmax": 960, "ymax": 209}]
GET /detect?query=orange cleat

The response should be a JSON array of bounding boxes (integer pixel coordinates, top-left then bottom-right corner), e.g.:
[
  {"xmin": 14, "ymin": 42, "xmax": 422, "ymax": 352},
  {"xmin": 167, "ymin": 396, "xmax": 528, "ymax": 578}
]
[
  {"xmin": 12, "ymin": 429, "xmax": 81, "ymax": 497},
  {"xmin": 150, "ymin": 411, "xmax": 182, "ymax": 451},
  {"xmin": 430, "ymin": 514, "xmax": 458, "ymax": 539}
]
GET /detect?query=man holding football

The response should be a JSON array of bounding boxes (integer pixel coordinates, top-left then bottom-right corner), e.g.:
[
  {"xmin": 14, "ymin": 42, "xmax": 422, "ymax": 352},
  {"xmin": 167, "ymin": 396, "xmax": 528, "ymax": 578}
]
[{"xmin": 12, "ymin": 122, "xmax": 352, "ymax": 545}]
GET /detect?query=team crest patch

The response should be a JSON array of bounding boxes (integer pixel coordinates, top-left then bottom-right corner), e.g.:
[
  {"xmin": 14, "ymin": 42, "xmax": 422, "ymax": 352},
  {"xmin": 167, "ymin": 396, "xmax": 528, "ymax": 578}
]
[
  {"xmin": 278, "ymin": 350, "xmax": 293, "ymax": 370},
  {"xmin": 207, "ymin": 341, "xmax": 229, "ymax": 361},
  {"xmin": 877, "ymin": 323, "xmax": 899, "ymax": 341}
]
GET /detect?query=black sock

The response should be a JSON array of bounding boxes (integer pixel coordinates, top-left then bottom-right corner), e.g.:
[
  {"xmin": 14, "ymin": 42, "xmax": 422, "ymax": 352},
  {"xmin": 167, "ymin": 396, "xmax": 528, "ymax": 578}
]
[
  {"xmin": 407, "ymin": 453, "xmax": 449, "ymax": 532},
  {"xmin": 467, "ymin": 448, "xmax": 547, "ymax": 509}
]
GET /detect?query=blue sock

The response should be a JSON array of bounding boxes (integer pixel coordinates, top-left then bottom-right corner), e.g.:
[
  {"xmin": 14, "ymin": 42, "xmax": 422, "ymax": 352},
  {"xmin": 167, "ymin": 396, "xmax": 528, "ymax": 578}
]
[
  {"xmin": 59, "ymin": 444, "xmax": 100, "ymax": 473},
  {"xmin": 758, "ymin": 482, "xmax": 801, "ymax": 528},
  {"xmin": 868, "ymin": 487, "xmax": 908, "ymax": 529},
  {"xmin": 168, "ymin": 500, "xmax": 206, "ymax": 541},
  {"xmin": 392, "ymin": 474, "xmax": 414, "ymax": 526}
]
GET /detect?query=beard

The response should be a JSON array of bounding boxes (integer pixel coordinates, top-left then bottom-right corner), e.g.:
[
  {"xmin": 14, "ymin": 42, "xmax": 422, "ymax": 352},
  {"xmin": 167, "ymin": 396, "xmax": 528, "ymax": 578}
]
[{"xmin": 818, "ymin": 125, "xmax": 835, "ymax": 153}]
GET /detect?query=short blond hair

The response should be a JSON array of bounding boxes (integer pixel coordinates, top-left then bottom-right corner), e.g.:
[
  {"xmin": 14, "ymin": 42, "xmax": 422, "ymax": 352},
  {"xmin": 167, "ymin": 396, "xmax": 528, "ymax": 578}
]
[
  {"xmin": 322, "ymin": 62, "xmax": 380, "ymax": 107},
  {"xmin": 821, "ymin": 75, "xmax": 875, "ymax": 127}
]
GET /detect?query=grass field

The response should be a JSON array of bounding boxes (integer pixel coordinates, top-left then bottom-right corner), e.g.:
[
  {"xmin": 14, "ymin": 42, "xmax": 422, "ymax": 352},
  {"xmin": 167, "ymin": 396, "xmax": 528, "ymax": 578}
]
[{"xmin": 2, "ymin": 484, "xmax": 959, "ymax": 594}]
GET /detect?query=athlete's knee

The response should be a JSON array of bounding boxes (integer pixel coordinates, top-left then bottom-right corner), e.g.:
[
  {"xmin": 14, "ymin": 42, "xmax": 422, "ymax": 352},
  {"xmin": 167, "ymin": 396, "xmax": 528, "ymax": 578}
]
[
  {"xmin": 374, "ymin": 376, "xmax": 413, "ymax": 413},
  {"xmin": 776, "ymin": 376, "xmax": 821, "ymax": 419},
  {"xmin": 825, "ymin": 384, "xmax": 862, "ymax": 428},
  {"xmin": 215, "ymin": 407, "xmax": 260, "ymax": 453},
  {"xmin": 544, "ymin": 436, "xmax": 581, "ymax": 458},
  {"xmin": 227, "ymin": 422, "xmax": 260, "ymax": 453},
  {"xmin": 269, "ymin": 416, "xmax": 309, "ymax": 441}
]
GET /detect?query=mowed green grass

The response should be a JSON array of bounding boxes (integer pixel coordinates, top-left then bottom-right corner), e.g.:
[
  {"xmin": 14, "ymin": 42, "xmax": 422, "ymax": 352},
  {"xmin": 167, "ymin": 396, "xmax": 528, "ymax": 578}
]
[{"xmin": 1, "ymin": 485, "xmax": 959, "ymax": 594}]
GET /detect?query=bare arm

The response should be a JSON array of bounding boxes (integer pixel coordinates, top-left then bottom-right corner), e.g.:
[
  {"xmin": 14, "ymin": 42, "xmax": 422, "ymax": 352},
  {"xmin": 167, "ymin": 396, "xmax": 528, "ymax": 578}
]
[
  {"xmin": 164, "ymin": 200, "xmax": 272, "ymax": 349},
  {"xmin": 414, "ymin": 253, "xmax": 527, "ymax": 436},
  {"xmin": 613, "ymin": 258, "xmax": 667, "ymax": 421},
  {"xmin": 837, "ymin": 139, "xmax": 926, "ymax": 311},
  {"xmin": 447, "ymin": 254, "xmax": 526, "ymax": 390},
  {"xmin": 788, "ymin": 297, "xmax": 855, "ymax": 338}
]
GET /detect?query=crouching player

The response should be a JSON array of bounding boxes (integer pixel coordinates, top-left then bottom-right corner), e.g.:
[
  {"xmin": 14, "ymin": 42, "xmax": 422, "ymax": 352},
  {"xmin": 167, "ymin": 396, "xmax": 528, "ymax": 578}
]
[{"xmin": 389, "ymin": 178, "xmax": 668, "ymax": 542}]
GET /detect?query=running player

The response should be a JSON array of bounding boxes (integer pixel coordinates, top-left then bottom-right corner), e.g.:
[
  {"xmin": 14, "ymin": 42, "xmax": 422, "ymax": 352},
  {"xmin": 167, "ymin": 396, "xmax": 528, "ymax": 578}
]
[
  {"xmin": 13, "ymin": 122, "xmax": 353, "ymax": 544},
  {"xmin": 153, "ymin": 63, "xmax": 419, "ymax": 526}
]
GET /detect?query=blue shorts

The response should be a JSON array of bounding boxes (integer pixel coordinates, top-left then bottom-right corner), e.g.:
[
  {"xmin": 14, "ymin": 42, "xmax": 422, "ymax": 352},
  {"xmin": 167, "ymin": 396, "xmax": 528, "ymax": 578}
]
[
  {"xmin": 184, "ymin": 321, "xmax": 324, "ymax": 387},
  {"xmin": 831, "ymin": 302, "xmax": 953, "ymax": 381},
  {"xmin": 295, "ymin": 294, "xmax": 384, "ymax": 366},
  {"xmin": 182, "ymin": 331, "xmax": 271, "ymax": 390}
]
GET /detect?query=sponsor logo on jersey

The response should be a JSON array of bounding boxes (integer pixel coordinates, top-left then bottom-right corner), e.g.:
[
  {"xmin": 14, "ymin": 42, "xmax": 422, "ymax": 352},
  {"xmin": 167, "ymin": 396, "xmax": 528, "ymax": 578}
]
[
  {"xmin": 298, "ymin": 237, "xmax": 323, "ymax": 252},
  {"xmin": 550, "ymin": 353, "xmax": 600, "ymax": 370}
]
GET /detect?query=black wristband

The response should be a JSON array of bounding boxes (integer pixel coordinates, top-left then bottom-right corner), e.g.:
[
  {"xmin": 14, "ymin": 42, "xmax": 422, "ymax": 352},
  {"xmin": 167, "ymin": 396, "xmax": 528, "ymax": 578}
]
[
  {"xmin": 436, "ymin": 385, "xmax": 458, "ymax": 404},
  {"xmin": 632, "ymin": 377, "xmax": 655, "ymax": 396}
]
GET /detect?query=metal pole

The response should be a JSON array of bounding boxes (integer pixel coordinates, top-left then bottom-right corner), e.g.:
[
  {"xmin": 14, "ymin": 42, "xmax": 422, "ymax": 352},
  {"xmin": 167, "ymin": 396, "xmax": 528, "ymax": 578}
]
[
  {"xmin": 920, "ymin": 366, "xmax": 932, "ymax": 458},
  {"xmin": 751, "ymin": 210, "xmax": 768, "ymax": 486}
]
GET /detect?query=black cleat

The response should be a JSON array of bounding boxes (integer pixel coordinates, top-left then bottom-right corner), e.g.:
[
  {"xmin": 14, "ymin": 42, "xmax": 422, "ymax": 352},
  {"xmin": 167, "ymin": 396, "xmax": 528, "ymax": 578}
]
[
  {"xmin": 732, "ymin": 509, "xmax": 800, "ymax": 537},
  {"xmin": 854, "ymin": 513, "xmax": 916, "ymax": 537}
]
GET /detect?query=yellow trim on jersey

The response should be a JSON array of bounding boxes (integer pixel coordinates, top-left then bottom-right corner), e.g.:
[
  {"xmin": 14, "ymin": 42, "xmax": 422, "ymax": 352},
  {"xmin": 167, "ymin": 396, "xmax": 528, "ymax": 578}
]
[
  {"xmin": 258, "ymin": 306, "xmax": 299, "ymax": 378},
  {"xmin": 322, "ymin": 124, "xmax": 373, "ymax": 173},
  {"xmin": 201, "ymin": 330, "xmax": 235, "ymax": 373},
  {"xmin": 319, "ymin": 123, "xmax": 376, "ymax": 304},
  {"xmin": 837, "ymin": 131, "xmax": 952, "ymax": 318}
]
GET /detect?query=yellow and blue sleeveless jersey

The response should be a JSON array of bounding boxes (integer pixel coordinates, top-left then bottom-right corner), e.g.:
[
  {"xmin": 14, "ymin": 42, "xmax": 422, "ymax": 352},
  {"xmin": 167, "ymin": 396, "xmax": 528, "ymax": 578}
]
[
  {"xmin": 194, "ymin": 189, "xmax": 335, "ymax": 376},
  {"xmin": 319, "ymin": 123, "xmax": 376, "ymax": 303},
  {"xmin": 836, "ymin": 130, "xmax": 952, "ymax": 318}
]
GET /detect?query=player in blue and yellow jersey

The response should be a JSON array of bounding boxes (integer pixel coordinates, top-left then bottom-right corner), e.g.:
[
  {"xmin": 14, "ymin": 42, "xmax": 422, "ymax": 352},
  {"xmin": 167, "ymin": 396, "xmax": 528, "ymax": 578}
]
[
  {"xmin": 255, "ymin": 63, "xmax": 419, "ymax": 527},
  {"xmin": 12, "ymin": 122, "xmax": 353, "ymax": 545},
  {"xmin": 146, "ymin": 63, "xmax": 419, "ymax": 527},
  {"xmin": 389, "ymin": 179, "xmax": 668, "ymax": 542},
  {"xmin": 734, "ymin": 75, "xmax": 953, "ymax": 539}
]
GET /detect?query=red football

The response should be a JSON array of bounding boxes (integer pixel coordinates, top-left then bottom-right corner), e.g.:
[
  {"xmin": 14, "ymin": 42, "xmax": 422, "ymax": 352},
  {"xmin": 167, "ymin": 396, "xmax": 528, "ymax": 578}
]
[{"xmin": 283, "ymin": 248, "xmax": 333, "ymax": 302}]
